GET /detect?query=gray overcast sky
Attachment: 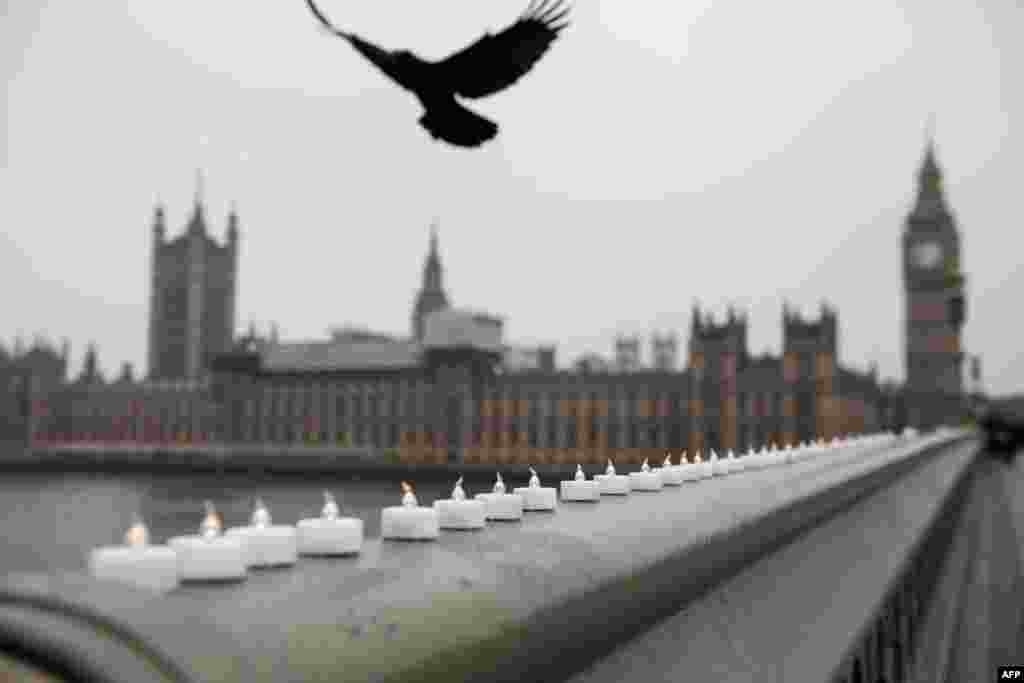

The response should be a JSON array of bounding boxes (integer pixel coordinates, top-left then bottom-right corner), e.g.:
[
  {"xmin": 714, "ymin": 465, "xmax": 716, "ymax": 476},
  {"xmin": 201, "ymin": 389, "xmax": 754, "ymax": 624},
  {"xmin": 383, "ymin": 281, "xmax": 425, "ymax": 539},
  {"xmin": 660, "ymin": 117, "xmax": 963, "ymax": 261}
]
[{"xmin": 2, "ymin": 0, "xmax": 1021, "ymax": 394}]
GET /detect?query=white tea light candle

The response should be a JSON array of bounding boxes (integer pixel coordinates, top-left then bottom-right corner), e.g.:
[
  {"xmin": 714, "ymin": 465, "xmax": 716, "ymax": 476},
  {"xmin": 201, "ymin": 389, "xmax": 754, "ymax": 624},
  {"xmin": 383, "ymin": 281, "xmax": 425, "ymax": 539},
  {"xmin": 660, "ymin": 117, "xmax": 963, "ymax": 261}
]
[
  {"xmin": 435, "ymin": 476, "xmax": 486, "ymax": 530},
  {"xmin": 679, "ymin": 453, "xmax": 700, "ymax": 482},
  {"xmin": 596, "ymin": 459, "xmax": 630, "ymax": 495},
  {"xmin": 297, "ymin": 491, "xmax": 363, "ymax": 556},
  {"xmin": 226, "ymin": 498, "xmax": 298, "ymax": 568},
  {"xmin": 88, "ymin": 516, "xmax": 178, "ymax": 593},
  {"xmin": 656, "ymin": 454, "xmax": 684, "ymax": 486},
  {"xmin": 168, "ymin": 502, "xmax": 246, "ymax": 582},
  {"xmin": 695, "ymin": 452, "xmax": 712, "ymax": 479},
  {"xmin": 381, "ymin": 482, "xmax": 439, "ymax": 540},
  {"xmin": 514, "ymin": 466, "xmax": 558, "ymax": 511},
  {"xmin": 724, "ymin": 450, "xmax": 741, "ymax": 474},
  {"xmin": 475, "ymin": 472, "xmax": 524, "ymax": 521},
  {"xmin": 710, "ymin": 450, "xmax": 729, "ymax": 477},
  {"xmin": 628, "ymin": 458, "xmax": 664, "ymax": 491},
  {"xmin": 561, "ymin": 464, "xmax": 600, "ymax": 502}
]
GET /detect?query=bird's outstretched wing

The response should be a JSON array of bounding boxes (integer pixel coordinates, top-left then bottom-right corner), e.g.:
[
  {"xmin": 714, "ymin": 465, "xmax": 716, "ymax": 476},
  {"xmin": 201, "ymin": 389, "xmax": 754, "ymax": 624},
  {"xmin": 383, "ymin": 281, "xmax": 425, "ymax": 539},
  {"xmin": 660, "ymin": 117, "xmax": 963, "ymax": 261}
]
[
  {"xmin": 435, "ymin": 0, "xmax": 570, "ymax": 99},
  {"xmin": 304, "ymin": 0, "xmax": 413, "ymax": 89}
]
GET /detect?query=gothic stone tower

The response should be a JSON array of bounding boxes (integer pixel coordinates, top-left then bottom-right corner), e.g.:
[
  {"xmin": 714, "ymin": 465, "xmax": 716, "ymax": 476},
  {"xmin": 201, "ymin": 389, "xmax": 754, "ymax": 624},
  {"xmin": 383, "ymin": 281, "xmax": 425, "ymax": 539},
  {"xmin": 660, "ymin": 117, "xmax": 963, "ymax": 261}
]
[
  {"xmin": 688, "ymin": 305, "xmax": 748, "ymax": 454},
  {"xmin": 148, "ymin": 177, "xmax": 239, "ymax": 381},
  {"xmin": 902, "ymin": 141, "xmax": 967, "ymax": 428},
  {"xmin": 411, "ymin": 223, "xmax": 450, "ymax": 342},
  {"xmin": 782, "ymin": 302, "xmax": 839, "ymax": 444}
]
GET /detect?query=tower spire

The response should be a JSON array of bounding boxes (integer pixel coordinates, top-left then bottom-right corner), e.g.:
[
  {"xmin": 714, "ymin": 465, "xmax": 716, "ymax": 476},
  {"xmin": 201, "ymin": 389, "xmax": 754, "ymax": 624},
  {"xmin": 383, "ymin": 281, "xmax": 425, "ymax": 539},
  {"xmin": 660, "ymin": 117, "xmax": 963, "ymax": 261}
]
[
  {"xmin": 411, "ymin": 218, "xmax": 450, "ymax": 341},
  {"xmin": 188, "ymin": 170, "xmax": 207, "ymax": 234},
  {"xmin": 195, "ymin": 168, "xmax": 205, "ymax": 207},
  {"xmin": 423, "ymin": 220, "xmax": 443, "ymax": 292},
  {"xmin": 912, "ymin": 133, "xmax": 946, "ymax": 219}
]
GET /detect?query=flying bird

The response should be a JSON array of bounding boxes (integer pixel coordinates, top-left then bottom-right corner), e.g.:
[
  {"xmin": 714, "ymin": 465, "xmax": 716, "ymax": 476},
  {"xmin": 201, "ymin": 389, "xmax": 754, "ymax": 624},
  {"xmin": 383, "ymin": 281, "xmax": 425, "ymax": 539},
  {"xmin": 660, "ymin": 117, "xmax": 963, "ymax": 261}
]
[{"xmin": 304, "ymin": 0, "xmax": 570, "ymax": 148}]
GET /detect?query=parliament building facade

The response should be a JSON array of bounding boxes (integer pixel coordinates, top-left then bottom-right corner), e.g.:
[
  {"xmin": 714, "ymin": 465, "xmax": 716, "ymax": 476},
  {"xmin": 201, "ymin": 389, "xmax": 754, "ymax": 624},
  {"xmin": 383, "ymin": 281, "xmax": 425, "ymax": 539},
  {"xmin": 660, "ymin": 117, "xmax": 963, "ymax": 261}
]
[{"xmin": 25, "ymin": 143, "xmax": 969, "ymax": 461}]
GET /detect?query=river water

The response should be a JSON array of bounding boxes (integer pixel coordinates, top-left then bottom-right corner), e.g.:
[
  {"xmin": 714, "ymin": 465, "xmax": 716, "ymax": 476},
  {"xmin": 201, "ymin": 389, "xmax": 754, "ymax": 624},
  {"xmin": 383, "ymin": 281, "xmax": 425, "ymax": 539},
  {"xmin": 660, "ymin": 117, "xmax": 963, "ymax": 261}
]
[{"xmin": 0, "ymin": 470, "xmax": 505, "ymax": 575}]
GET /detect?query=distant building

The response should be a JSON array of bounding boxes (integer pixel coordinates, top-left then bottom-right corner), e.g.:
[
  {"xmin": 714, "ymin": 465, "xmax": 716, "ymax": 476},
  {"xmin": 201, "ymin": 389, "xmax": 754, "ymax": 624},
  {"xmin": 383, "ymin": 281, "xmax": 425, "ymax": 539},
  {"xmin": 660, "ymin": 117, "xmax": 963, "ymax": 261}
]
[
  {"xmin": 504, "ymin": 345, "xmax": 557, "ymax": 373},
  {"xmin": 195, "ymin": 295, "xmax": 885, "ymax": 463},
  {"xmin": 0, "ymin": 336, "xmax": 69, "ymax": 446},
  {"xmin": 31, "ymin": 139, "xmax": 970, "ymax": 451},
  {"xmin": 0, "ymin": 336, "xmax": 69, "ymax": 389},
  {"xmin": 573, "ymin": 353, "xmax": 611, "ymax": 374},
  {"xmin": 651, "ymin": 333, "xmax": 679, "ymax": 372},
  {"xmin": 902, "ymin": 141, "xmax": 967, "ymax": 429},
  {"xmin": 614, "ymin": 335, "xmax": 641, "ymax": 372},
  {"xmin": 147, "ymin": 176, "xmax": 238, "ymax": 381}
]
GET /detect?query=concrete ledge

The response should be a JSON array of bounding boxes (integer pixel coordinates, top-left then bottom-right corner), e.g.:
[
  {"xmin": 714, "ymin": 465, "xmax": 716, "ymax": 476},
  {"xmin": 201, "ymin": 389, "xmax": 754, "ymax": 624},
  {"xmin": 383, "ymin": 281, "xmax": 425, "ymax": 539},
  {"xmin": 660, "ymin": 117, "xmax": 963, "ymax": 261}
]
[
  {"xmin": 0, "ymin": 432, "xmax": 973, "ymax": 683},
  {"xmin": 563, "ymin": 436, "xmax": 980, "ymax": 683}
]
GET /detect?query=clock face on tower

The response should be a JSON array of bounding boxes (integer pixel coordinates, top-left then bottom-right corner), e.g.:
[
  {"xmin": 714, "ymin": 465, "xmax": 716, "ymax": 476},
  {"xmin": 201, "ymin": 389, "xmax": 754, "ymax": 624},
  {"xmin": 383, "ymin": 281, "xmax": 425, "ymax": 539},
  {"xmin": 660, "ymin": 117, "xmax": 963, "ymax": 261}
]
[{"xmin": 911, "ymin": 241, "xmax": 943, "ymax": 269}]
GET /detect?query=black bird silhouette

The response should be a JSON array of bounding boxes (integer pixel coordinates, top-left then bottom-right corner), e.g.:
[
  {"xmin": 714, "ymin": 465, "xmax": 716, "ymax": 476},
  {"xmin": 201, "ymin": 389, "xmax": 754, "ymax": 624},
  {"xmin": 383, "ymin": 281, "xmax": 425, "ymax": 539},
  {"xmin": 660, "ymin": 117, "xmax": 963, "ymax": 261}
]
[{"xmin": 304, "ymin": 0, "xmax": 570, "ymax": 148}]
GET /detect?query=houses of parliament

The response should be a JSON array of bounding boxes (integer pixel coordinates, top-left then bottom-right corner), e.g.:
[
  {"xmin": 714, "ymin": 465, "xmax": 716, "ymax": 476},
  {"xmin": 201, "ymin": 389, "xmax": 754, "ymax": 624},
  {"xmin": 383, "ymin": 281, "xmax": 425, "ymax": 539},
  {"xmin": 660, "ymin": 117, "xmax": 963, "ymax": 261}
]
[{"xmin": 2, "ymin": 142, "xmax": 975, "ymax": 462}]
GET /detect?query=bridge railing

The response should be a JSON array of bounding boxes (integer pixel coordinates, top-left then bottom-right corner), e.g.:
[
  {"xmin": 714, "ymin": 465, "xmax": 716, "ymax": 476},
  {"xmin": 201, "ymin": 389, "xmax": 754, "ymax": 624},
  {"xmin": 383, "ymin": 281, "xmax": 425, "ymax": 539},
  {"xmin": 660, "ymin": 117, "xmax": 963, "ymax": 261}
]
[
  {"xmin": 563, "ymin": 429, "xmax": 981, "ymax": 683},
  {"xmin": 0, "ymin": 430, "xmax": 978, "ymax": 683}
]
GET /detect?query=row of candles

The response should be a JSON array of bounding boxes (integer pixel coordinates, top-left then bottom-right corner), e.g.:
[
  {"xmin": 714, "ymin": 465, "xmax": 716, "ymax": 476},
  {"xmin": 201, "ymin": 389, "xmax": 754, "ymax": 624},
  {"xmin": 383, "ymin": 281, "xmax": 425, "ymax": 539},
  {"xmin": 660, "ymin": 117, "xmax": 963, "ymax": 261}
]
[{"xmin": 89, "ymin": 433, "xmax": 900, "ymax": 592}]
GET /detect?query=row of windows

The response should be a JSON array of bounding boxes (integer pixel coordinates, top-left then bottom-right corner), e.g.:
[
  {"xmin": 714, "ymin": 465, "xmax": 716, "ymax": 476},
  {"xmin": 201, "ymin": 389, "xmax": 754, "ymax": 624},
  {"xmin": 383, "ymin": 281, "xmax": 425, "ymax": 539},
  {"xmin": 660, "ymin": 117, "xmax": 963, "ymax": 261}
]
[
  {"xmin": 54, "ymin": 400, "xmax": 214, "ymax": 419},
  {"xmin": 239, "ymin": 389, "xmax": 786, "ymax": 418}
]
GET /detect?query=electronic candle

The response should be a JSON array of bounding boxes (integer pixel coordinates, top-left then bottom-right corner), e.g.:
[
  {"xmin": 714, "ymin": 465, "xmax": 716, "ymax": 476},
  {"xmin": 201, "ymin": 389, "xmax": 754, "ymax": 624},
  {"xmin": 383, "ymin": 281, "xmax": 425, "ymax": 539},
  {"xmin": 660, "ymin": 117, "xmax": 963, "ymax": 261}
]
[
  {"xmin": 710, "ymin": 450, "xmax": 728, "ymax": 477},
  {"xmin": 695, "ymin": 451, "xmax": 713, "ymax": 479},
  {"xmin": 168, "ymin": 502, "xmax": 247, "ymax": 583},
  {"xmin": 435, "ymin": 476, "xmax": 486, "ymax": 530},
  {"xmin": 226, "ymin": 498, "xmax": 298, "ymax": 569},
  {"xmin": 513, "ymin": 467, "xmax": 558, "ymax": 511},
  {"xmin": 475, "ymin": 472, "xmax": 524, "ymax": 521},
  {"xmin": 88, "ymin": 515, "xmax": 179, "ymax": 593},
  {"xmin": 381, "ymin": 482, "xmax": 439, "ymax": 540},
  {"xmin": 724, "ymin": 450, "xmax": 741, "ymax": 474},
  {"xmin": 679, "ymin": 452, "xmax": 701, "ymax": 483},
  {"xmin": 595, "ymin": 459, "xmax": 630, "ymax": 495},
  {"xmin": 297, "ymin": 491, "xmax": 363, "ymax": 556},
  {"xmin": 560, "ymin": 464, "xmax": 600, "ymax": 502},
  {"xmin": 656, "ymin": 454, "xmax": 684, "ymax": 486},
  {"xmin": 797, "ymin": 442, "xmax": 814, "ymax": 461},
  {"xmin": 628, "ymin": 458, "xmax": 664, "ymax": 491},
  {"xmin": 745, "ymin": 448, "xmax": 760, "ymax": 470}
]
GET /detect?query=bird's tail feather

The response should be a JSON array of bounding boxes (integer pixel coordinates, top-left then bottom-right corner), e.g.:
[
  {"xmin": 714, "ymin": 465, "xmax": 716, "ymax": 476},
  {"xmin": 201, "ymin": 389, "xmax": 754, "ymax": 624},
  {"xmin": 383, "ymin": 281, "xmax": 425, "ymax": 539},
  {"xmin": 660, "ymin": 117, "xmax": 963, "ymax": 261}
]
[{"xmin": 418, "ymin": 100, "xmax": 498, "ymax": 148}]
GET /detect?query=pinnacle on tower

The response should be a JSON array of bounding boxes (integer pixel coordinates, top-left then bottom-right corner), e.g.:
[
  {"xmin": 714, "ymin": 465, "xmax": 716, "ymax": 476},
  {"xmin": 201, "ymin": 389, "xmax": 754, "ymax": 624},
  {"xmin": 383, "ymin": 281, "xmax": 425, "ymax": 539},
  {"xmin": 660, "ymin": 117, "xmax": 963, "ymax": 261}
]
[
  {"xmin": 194, "ymin": 168, "xmax": 205, "ymax": 207},
  {"xmin": 911, "ymin": 136, "xmax": 948, "ymax": 219},
  {"xmin": 411, "ymin": 219, "xmax": 450, "ymax": 341},
  {"xmin": 422, "ymin": 221, "xmax": 444, "ymax": 293},
  {"xmin": 227, "ymin": 201, "xmax": 239, "ymax": 243},
  {"xmin": 188, "ymin": 169, "xmax": 208, "ymax": 234},
  {"xmin": 152, "ymin": 203, "xmax": 166, "ymax": 238}
]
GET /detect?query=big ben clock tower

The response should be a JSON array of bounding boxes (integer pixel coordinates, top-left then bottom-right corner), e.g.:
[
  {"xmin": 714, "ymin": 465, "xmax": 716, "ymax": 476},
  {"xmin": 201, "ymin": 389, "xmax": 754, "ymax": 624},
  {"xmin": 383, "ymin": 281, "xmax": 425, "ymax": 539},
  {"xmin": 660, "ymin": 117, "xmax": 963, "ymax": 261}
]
[{"xmin": 903, "ymin": 140, "xmax": 967, "ymax": 428}]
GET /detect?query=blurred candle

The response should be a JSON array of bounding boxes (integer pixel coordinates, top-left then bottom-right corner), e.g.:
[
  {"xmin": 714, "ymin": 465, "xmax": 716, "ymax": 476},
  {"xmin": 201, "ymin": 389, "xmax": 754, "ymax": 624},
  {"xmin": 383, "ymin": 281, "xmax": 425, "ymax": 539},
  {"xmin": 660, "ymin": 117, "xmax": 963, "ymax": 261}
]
[
  {"xmin": 297, "ymin": 491, "xmax": 363, "ymax": 556},
  {"xmin": 561, "ymin": 464, "xmax": 600, "ymax": 502},
  {"xmin": 226, "ymin": 498, "xmax": 298, "ymax": 568},
  {"xmin": 657, "ymin": 453, "xmax": 684, "ymax": 486},
  {"xmin": 629, "ymin": 458, "xmax": 664, "ymax": 491},
  {"xmin": 514, "ymin": 466, "xmax": 558, "ymax": 511},
  {"xmin": 475, "ymin": 472, "xmax": 524, "ymax": 521},
  {"xmin": 435, "ymin": 476, "xmax": 486, "ymax": 530},
  {"xmin": 595, "ymin": 458, "xmax": 630, "ymax": 495},
  {"xmin": 88, "ymin": 515, "xmax": 178, "ymax": 592},
  {"xmin": 169, "ymin": 502, "xmax": 247, "ymax": 582},
  {"xmin": 382, "ymin": 482, "xmax": 439, "ymax": 540}
]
